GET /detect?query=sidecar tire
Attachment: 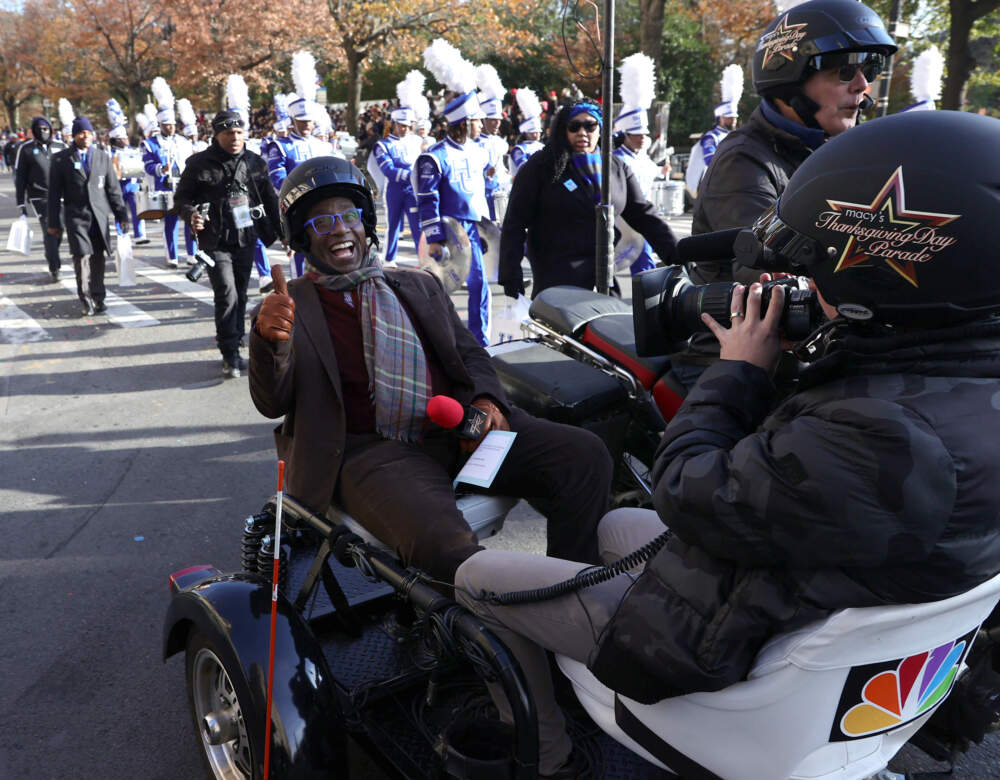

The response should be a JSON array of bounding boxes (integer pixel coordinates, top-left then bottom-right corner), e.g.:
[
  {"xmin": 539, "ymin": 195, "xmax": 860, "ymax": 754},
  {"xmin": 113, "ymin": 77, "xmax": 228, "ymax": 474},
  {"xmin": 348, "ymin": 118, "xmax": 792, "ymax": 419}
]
[{"xmin": 186, "ymin": 630, "xmax": 258, "ymax": 780}]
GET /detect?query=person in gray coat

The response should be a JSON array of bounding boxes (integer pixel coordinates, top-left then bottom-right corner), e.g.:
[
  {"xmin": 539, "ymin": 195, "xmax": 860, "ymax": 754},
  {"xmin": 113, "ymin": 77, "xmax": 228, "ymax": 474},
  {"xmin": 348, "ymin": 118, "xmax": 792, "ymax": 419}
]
[
  {"xmin": 47, "ymin": 117, "xmax": 129, "ymax": 315},
  {"xmin": 456, "ymin": 111, "xmax": 1000, "ymax": 778}
]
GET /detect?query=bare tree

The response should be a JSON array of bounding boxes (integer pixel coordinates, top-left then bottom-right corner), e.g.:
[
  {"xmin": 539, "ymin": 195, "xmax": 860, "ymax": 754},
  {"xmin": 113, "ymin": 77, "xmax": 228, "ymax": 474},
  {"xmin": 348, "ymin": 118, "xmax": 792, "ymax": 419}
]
[{"xmin": 941, "ymin": 0, "xmax": 1000, "ymax": 109}]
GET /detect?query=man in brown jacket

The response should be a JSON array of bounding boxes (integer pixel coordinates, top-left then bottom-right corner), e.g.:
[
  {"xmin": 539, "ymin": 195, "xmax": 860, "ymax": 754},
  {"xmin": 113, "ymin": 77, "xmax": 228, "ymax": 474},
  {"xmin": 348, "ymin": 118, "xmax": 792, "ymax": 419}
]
[{"xmin": 249, "ymin": 157, "xmax": 612, "ymax": 583}]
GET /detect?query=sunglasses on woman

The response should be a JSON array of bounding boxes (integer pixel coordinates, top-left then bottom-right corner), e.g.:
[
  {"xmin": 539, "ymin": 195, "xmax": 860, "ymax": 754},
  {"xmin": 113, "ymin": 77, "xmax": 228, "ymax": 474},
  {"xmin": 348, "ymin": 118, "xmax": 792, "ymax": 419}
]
[
  {"xmin": 808, "ymin": 51, "xmax": 887, "ymax": 83},
  {"xmin": 567, "ymin": 119, "xmax": 600, "ymax": 133},
  {"xmin": 305, "ymin": 208, "xmax": 364, "ymax": 234}
]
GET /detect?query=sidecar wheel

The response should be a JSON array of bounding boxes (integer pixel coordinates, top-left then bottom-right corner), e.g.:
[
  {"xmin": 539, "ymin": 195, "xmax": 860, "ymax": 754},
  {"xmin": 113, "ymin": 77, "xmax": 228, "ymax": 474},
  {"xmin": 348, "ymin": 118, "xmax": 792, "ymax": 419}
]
[{"xmin": 186, "ymin": 631, "xmax": 257, "ymax": 780}]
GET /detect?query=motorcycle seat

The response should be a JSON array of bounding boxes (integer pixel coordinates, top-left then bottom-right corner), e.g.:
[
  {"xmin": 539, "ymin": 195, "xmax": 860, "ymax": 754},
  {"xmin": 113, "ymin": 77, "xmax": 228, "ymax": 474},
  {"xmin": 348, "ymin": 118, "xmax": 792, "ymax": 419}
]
[
  {"xmin": 529, "ymin": 286, "xmax": 631, "ymax": 336},
  {"xmin": 326, "ymin": 493, "xmax": 519, "ymax": 556},
  {"xmin": 557, "ymin": 570, "xmax": 1000, "ymax": 780},
  {"xmin": 581, "ymin": 314, "xmax": 671, "ymax": 389}
]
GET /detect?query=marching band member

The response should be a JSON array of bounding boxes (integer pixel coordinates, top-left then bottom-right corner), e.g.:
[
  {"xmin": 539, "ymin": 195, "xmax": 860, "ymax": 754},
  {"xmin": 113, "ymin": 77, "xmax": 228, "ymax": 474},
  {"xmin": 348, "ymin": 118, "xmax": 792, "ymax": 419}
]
[
  {"xmin": 902, "ymin": 46, "xmax": 944, "ymax": 112},
  {"xmin": 475, "ymin": 64, "xmax": 511, "ymax": 221},
  {"xmin": 107, "ymin": 99, "xmax": 147, "ymax": 244},
  {"xmin": 178, "ymin": 99, "xmax": 207, "ymax": 153},
  {"xmin": 509, "ymin": 88, "xmax": 543, "ymax": 177},
  {"xmin": 411, "ymin": 84, "xmax": 434, "ymax": 152},
  {"xmin": 613, "ymin": 53, "xmax": 660, "ymax": 275},
  {"xmin": 264, "ymin": 51, "xmax": 329, "ymax": 278},
  {"xmin": 686, "ymin": 64, "xmax": 743, "ymax": 199},
  {"xmin": 142, "ymin": 77, "xmax": 195, "ymax": 267},
  {"xmin": 368, "ymin": 71, "xmax": 422, "ymax": 264},
  {"xmin": 416, "ymin": 39, "xmax": 493, "ymax": 345}
]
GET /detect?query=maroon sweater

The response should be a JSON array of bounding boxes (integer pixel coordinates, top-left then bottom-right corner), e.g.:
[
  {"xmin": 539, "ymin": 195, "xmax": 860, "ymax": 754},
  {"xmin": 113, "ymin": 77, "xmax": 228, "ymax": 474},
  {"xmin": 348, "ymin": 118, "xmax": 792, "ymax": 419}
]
[{"xmin": 311, "ymin": 277, "xmax": 452, "ymax": 434}]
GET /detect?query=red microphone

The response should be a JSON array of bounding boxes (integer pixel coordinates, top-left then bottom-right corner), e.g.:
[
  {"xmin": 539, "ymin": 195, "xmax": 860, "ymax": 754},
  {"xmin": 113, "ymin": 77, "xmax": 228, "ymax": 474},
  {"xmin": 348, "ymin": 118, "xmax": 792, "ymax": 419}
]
[{"xmin": 426, "ymin": 395, "xmax": 488, "ymax": 440}]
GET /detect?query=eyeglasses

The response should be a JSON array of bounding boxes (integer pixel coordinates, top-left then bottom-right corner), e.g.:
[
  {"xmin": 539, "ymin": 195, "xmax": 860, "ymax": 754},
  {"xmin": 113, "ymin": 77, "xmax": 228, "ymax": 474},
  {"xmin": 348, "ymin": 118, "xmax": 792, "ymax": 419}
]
[
  {"xmin": 214, "ymin": 119, "xmax": 245, "ymax": 131},
  {"xmin": 808, "ymin": 51, "xmax": 887, "ymax": 83},
  {"xmin": 305, "ymin": 208, "xmax": 364, "ymax": 234},
  {"xmin": 567, "ymin": 120, "xmax": 600, "ymax": 133}
]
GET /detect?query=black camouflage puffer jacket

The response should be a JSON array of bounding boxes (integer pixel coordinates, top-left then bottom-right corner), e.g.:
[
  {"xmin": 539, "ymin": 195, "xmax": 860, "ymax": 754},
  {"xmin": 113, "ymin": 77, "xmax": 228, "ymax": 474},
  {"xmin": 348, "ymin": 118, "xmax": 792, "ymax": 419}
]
[{"xmin": 588, "ymin": 321, "xmax": 1000, "ymax": 703}]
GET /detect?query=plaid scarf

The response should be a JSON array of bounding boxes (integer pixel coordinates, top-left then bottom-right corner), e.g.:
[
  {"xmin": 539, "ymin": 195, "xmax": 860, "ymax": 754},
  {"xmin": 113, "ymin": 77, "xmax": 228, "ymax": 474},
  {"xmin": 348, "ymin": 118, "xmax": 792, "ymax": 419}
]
[{"xmin": 312, "ymin": 256, "xmax": 431, "ymax": 442}]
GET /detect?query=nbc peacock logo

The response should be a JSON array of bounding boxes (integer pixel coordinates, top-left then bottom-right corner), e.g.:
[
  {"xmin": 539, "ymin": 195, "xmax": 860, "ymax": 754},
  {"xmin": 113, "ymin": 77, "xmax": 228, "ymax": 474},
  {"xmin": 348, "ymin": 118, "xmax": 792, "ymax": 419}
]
[{"xmin": 831, "ymin": 631, "xmax": 976, "ymax": 741}]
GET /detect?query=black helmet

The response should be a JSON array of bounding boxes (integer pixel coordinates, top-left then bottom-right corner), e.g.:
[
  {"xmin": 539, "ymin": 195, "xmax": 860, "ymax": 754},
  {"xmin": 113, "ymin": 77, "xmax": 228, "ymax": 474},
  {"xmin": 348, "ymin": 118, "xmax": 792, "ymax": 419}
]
[
  {"xmin": 752, "ymin": 0, "xmax": 897, "ymax": 95},
  {"xmin": 278, "ymin": 156, "xmax": 377, "ymax": 253},
  {"xmin": 750, "ymin": 111, "xmax": 1000, "ymax": 328}
]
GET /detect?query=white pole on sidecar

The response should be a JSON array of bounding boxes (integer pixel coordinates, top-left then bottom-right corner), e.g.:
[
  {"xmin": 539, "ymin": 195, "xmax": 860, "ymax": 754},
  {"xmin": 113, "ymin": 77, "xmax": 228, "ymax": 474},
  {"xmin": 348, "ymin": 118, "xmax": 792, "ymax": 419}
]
[{"xmin": 263, "ymin": 460, "xmax": 285, "ymax": 780}]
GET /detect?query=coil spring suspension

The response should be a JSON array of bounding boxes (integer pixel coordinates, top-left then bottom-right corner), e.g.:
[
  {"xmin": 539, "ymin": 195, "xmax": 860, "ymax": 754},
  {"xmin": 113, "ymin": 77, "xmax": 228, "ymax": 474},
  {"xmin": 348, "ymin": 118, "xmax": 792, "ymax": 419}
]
[
  {"xmin": 258, "ymin": 535, "xmax": 289, "ymax": 595},
  {"xmin": 241, "ymin": 511, "xmax": 273, "ymax": 573}
]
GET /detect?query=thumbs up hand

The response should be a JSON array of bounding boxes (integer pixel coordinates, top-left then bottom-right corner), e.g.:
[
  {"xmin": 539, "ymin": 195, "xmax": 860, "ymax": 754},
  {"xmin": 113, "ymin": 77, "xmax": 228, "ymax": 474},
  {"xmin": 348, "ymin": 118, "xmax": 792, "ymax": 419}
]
[{"xmin": 256, "ymin": 265, "xmax": 295, "ymax": 342}]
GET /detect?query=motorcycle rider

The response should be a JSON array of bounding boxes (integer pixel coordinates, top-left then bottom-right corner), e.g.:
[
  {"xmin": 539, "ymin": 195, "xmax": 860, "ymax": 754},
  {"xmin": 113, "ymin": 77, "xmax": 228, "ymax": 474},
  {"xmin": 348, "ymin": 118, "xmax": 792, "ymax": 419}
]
[
  {"xmin": 14, "ymin": 117, "xmax": 67, "ymax": 281},
  {"xmin": 672, "ymin": 0, "xmax": 898, "ymax": 390},
  {"xmin": 456, "ymin": 111, "xmax": 1000, "ymax": 778},
  {"xmin": 249, "ymin": 156, "xmax": 613, "ymax": 585}
]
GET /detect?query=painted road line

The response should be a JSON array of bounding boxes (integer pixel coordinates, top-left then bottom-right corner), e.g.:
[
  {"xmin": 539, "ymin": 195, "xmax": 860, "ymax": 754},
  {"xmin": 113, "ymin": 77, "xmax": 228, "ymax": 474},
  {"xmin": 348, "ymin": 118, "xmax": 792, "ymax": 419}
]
[
  {"xmin": 0, "ymin": 295, "xmax": 50, "ymax": 343},
  {"xmin": 58, "ymin": 277, "xmax": 159, "ymax": 327},
  {"xmin": 134, "ymin": 259, "xmax": 214, "ymax": 305}
]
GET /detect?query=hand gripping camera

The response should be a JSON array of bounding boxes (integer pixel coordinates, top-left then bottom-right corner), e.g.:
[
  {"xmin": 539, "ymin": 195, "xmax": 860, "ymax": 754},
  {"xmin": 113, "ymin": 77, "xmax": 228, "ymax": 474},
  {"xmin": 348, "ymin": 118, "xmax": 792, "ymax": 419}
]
[
  {"xmin": 186, "ymin": 204, "xmax": 214, "ymax": 283},
  {"xmin": 632, "ymin": 225, "xmax": 825, "ymax": 357}
]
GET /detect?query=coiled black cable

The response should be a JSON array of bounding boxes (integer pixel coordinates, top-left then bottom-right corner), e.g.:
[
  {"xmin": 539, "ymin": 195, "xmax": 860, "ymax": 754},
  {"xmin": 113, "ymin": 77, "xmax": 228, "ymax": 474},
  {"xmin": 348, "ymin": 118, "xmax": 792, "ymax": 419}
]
[{"xmin": 481, "ymin": 530, "xmax": 671, "ymax": 606}]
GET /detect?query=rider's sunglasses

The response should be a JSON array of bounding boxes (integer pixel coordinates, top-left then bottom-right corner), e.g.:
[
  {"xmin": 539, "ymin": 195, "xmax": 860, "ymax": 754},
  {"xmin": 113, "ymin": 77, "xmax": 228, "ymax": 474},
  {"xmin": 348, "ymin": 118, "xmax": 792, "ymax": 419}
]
[
  {"xmin": 305, "ymin": 208, "xmax": 364, "ymax": 234},
  {"xmin": 214, "ymin": 119, "xmax": 245, "ymax": 131},
  {"xmin": 809, "ymin": 51, "xmax": 887, "ymax": 83},
  {"xmin": 567, "ymin": 119, "xmax": 600, "ymax": 133}
]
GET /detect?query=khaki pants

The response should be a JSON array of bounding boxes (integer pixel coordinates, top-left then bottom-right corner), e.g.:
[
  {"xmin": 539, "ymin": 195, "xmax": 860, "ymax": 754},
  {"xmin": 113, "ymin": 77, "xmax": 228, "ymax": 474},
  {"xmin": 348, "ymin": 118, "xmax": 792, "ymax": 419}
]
[{"xmin": 455, "ymin": 508, "xmax": 666, "ymax": 775}]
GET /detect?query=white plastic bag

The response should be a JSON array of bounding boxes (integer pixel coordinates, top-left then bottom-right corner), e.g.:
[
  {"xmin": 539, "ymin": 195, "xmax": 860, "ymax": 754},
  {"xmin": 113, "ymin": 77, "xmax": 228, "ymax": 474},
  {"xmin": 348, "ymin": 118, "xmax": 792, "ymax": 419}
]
[
  {"xmin": 490, "ymin": 294, "xmax": 531, "ymax": 345},
  {"xmin": 117, "ymin": 233, "xmax": 136, "ymax": 287},
  {"xmin": 6, "ymin": 215, "xmax": 32, "ymax": 256}
]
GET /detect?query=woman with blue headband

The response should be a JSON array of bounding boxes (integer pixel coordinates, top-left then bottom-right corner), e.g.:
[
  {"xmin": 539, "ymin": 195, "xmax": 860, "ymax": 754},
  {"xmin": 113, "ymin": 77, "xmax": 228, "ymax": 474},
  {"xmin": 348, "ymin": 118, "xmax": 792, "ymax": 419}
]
[{"xmin": 498, "ymin": 99, "xmax": 678, "ymax": 299}]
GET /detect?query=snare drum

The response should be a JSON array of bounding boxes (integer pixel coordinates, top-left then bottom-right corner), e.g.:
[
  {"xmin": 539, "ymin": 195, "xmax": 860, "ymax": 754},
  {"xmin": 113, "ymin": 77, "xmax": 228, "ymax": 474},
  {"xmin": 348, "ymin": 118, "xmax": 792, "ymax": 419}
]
[
  {"xmin": 136, "ymin": 189, "xmax": 174, "ymax": 220},
  {"xmin": 117, "ymin": 148, "xmax": 145, "ymax": 179},
  {"xmin": 665, "ymin": 181, "xmax": 685, "ymax": 217},
  {"xmin": 490, "ymin": 192, "xmax": 509, "ymax": 223},
  {"xmin": 650, "ymin": 180, "xmax": 670, "ymax": 215}
]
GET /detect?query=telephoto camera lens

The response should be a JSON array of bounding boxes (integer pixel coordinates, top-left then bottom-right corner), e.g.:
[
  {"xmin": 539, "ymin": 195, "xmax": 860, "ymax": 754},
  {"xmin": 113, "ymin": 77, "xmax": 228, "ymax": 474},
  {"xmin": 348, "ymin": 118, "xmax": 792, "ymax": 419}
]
[
  {"xmin": 632, "ymin": 266, "xmax": 823, "ymax": 357},
  {"xmin": 186, "ymin": 260, "xmax": 208, "ymax": 283}
]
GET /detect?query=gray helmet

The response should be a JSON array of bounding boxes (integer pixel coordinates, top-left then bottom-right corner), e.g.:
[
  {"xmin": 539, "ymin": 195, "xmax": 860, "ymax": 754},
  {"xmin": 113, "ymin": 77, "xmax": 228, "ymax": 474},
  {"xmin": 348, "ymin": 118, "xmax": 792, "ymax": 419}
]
[{"xmin": 278, "ymin": 156, "xmax": 377, "ymax": 253}]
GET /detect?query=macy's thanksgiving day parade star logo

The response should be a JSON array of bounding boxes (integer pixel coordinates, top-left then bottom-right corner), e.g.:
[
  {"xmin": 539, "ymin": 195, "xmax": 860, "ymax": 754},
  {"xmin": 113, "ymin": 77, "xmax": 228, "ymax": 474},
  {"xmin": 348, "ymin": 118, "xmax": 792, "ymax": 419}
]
[
  {"xmin": 815, "ymin": 167, "xmax": 961, "ymax": 288},
  {"xmin": 757, "ymin": 15, "xmax": 809, "ymax": 68}
]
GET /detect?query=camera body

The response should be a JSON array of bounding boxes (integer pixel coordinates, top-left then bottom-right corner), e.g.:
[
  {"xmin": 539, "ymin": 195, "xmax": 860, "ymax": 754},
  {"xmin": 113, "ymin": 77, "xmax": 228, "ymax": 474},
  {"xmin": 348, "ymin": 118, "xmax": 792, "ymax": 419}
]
[
  {"xmin": 632, "ymin": 228, "xmax": 824, "ymax": 357},
  {"xmin": 186, "ymin": 205, "xmax": 214, "ymax": 282}
]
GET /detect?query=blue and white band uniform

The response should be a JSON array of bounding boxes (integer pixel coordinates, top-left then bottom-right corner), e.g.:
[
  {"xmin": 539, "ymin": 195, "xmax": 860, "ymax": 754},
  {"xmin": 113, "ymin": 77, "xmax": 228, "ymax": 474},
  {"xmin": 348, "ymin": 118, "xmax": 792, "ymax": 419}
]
[
  {"xmin": 612, "ymin": 143, "xmax": 658, "ymax": 275},
  {"xmin": 112, "ymin": 145, "xmax": 146, "ymax": 240},
  {"xmin": 264, "ymin": 117, "xmax": 330, "ymax": 278},
  {"xmin": 142, "ymin": 132, "xmax": 196, "ymax": 261},
  {"xmin": 510, "ymin": 113, "xmax": 543, "ymax": 178},
  {"xmin": 477, "ymin": 132, "xmax": 510, "ymax": 221},
  {"xmin": 371, "ymin": 133, "xmax": 421, "ymax": 264},
  {"xmin": 684, "ymin": 124, "xmax": 729, "ymax": 200},
  {"xmin": 415, "ymin": 135, "xmax": 493, "ymax": 346}
]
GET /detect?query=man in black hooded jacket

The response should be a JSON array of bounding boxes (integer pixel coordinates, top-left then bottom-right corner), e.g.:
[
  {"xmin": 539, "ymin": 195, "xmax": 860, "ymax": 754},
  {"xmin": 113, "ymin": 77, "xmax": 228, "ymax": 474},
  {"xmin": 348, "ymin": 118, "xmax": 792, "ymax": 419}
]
[
  {"xmin": 455, "ymin": 111, "xmax": 1000, "ymax": 778},
  {"xmin": 174, "ymin": 110, "xmax": 280, "ymax": 378},
  {"xmin": 15, "ymin": 117, "xmax": 67, "ymax": 281}
]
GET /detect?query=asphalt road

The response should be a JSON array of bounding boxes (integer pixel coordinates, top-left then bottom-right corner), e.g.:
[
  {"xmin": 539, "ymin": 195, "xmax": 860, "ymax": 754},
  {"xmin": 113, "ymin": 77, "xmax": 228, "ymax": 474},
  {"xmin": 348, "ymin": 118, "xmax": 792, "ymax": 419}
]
[{"xmin": 0, "ymin": 171, "xmax": 996, "ymax": 779}]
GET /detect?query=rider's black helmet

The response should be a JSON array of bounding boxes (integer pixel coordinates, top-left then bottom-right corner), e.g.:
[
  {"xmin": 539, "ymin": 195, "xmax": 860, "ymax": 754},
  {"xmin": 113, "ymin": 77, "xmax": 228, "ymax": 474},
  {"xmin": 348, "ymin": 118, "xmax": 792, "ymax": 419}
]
[
  {"xmin": 750, "ymin": 111, "xmax": 1000, "ymax": 328},
  {"xmin": 752, "ymin": 0, "xmax": 897, "ymax": 95},
  {"xmin": 278, "ymin": 156, "xmax": 377, "ymax": 253}
]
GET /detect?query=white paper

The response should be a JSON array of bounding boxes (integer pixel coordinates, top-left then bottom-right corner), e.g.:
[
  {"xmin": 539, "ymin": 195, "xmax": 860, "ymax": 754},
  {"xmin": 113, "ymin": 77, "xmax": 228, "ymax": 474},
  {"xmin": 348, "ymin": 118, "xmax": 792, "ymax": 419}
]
[{"xmin": 453, "ymin": 430, "xmax": 517, "ymax": 489}]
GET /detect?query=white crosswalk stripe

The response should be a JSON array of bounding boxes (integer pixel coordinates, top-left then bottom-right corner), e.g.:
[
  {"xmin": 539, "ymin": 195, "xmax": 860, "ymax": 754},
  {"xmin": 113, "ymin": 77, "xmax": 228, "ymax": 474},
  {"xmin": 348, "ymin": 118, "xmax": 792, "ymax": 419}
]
[
  {"xmin": 0, "ymin": 294, "xmax": 49, "ymax": 343},
  {"xmin": 57, "ymin": 276, "xmax": 160, "ymax": 327},
  {"xmin": 134, "ymin": 259, "xmax": 215, "ymax": 305}
]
